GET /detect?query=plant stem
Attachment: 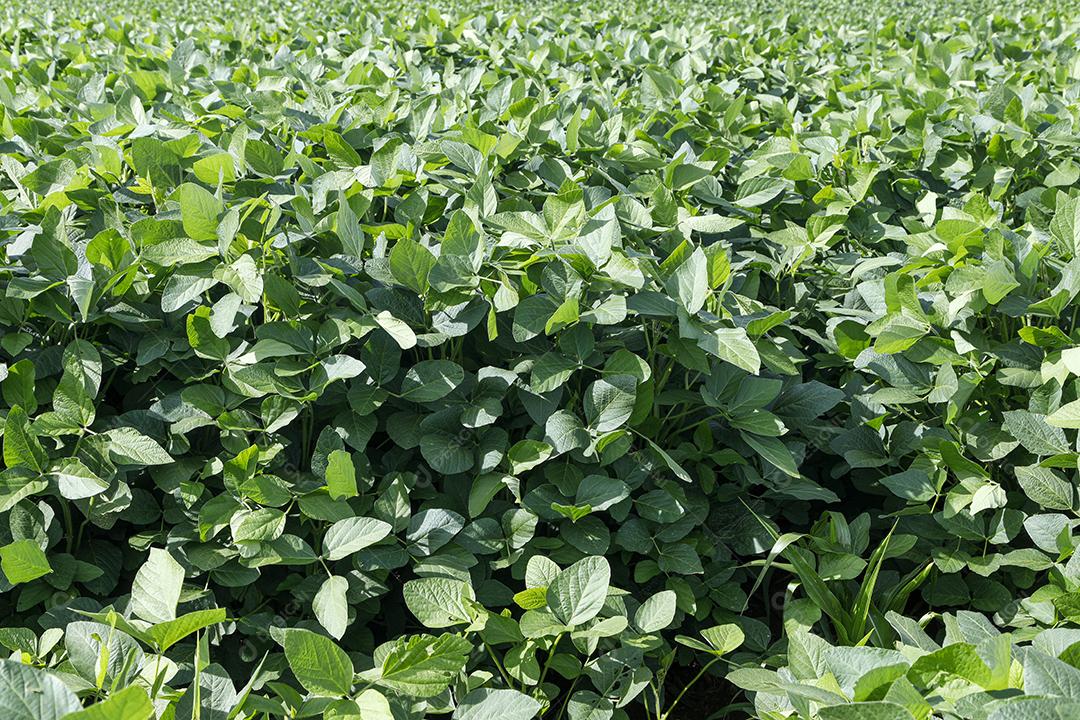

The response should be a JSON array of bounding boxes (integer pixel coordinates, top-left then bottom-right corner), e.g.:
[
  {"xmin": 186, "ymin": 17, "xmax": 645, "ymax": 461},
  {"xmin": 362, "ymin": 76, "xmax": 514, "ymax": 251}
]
[
  {"xmin": 660, "ymin": 657, "xmax": 720, "ymax": 720},
  {"xmin": 537, "ymin": 632, "xmax": 563, "ymax": 689},
  {"xmin": 484, "ymin": 641, "xmax": 514, "ymax": 690},
  {"xmin": 61, "ymin": 501, "xmax": 74, "ymax": 553}
]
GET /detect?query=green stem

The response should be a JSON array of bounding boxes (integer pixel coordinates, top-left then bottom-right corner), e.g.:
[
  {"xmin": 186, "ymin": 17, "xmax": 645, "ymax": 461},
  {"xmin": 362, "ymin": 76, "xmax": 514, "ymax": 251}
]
[
  {"xmin": 537, "ymin": 632, "xmax": 563, "ymax": 689},
  {"xmin": 351, "ymin": 679, "xmax": 376, "ymax": 698},
  {"xmin": 484, "ymin": 641, "xmax": 514, "ymax": 690},
  {"xmin": 552, "ymin": 649, "xmax": 593, "ymax": 720},
  {"xmin": 301, "ymin": 408, "xmax": 313, "ymax": 469},
  {"xmin": 659, "ymin": 657, "xmax": 721, "ymax": 720},
  {"xmin": 61, "ymin": 501, "xmax": 74, "ymax": 554}
]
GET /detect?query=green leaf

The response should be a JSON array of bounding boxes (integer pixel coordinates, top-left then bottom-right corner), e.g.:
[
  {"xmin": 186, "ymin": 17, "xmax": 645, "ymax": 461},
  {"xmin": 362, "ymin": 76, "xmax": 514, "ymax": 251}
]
[
  {"xmin": 817, "ymin": 702, "xmax": 916, "ymax": 720},
  {"xmin": 244, "ymin": 139, "xmax": 284, "ymax": 176},
  {"xmin": 283, "ymin": 629, "xmax": 354, "ymax": 697},
  {"xmin": 1024, "ymin": 650, "xmax": 1080, "ymax": 699},
  {"xmin": 400, "ymin": 360, "xmax": 465, "ymax": 402},
  {"xmin": 0, "ymin": 661, "xmax": 80, "ymax": 720},
  {"xmin": 22, "ymin": 159, "xmax": 77, "ymax": 196},
  {"xmin": 174, "ymin": 183, "xmax": 223, "ymax": 242},
  {"xmin": 60, "ymin": 686, "xmax": 153, "ymax": 720},
  {"xmin": 452, "ymin": 689, "xmax": 542, "ymax": 720},
  {"xmin": 1016, "ymin": 465, "xmax": 1074, "ymax": 511},
  {"xmin": 547, "ymin": 556, "xmax": 610, "ymax": 626},
  {"xmin": 0, "ymin": 540, "xmax": 52, "ymax": 584},
  {"xmin": 982, "ymin": 259, "xmax": 1019, "ymax": 304},
  {"xmin": 508, "ymin": 440, "xmax": 553, "ymax": 474},
  {"xmin": 908, "ymin": 645, "xmax": 990, "ymax": 692},
  {"xmin": 734, "ymin": 176, "xmax": 785, "ymax": 207},
  {"xmin": 162, "ymin": 273, "xmax": 218, "ymax": 313},
  {"xmin": 1003, "ymin": 410, "xmax": 1070, "ymax": 456},
  {"xmin": 52, "ymin": 340, "xmax": 101, "ymax": 429},
  {"xmin": 217, "ymin": 254, "xmax": 263, "ymax": 303},
  {"xmin": 513, "ymin": 587, "xmax": 549, "ymax": 610},
  {"xmin": 545, "ymin": 297, "xmax": 580, "ymax": 335},
  {"xmin": 353, "ymin": 689, "xmax": 394, "ymax": 720},
  {"xmin": 103, "ymin": 428, "xmax": 173, "ymax": 466},
  {"xmin": 879, "ymin": 469, "xmax": 935, "ymax": 503},
  {"xmin": 337, "ymin": 192, "xmax": 365, "ymax": 258},
  {"xmin": 314, "ymin": 575, "xmax": 350, "ymax": 640},
  {"xmin": 130, "ymin": 547, "xmax": 185, "ymax": 623},
  {"xmin": 701, "ymin": 327, "xmax": 760, "ymax": 374},
  {"xmin": 2, "ymin": 406, "xmax": 47, "ymax": 474},
  {"xmin": 634, "ymin": 590, "xmax": 677, "ymax": 633},
  {"xmin": 187, "ymin": 305, "xmax": 230, "ymax": 360},
  {"xmin": 324, "ymin": 517, "xmax": 392, "ymax": 561},
  {"xmin": 699, "ymin": 624, "xmax": 744, "ymax": 655},
  {"xmin": 31, "ymin": 207, "xmax": 77, "ymax": 279},
  {"xmin": 2, "ymin": 360, "xmax": 37, "ymax": 413},
  {"xmin": 667, "ymin": 247, "xmax": 708, "ymax": 314},
  {"xmin": 192, "ymin": 153, "xmax": 236, "ymax": 185},
  {"xmin": 742, "ymin": 432, "xmax": 800, "ymax": 477},
  {"xmin": 404, "ymin": 578, "xmax": 476, "ymax": 628},
  {"xmin": 144, "ymin": 609, "xmax": 227, "ymax": 652},
  {"xmin": 389, "ymin": 239, "xmax": 436, "ymax": 294},
  {"xmin": 848, "ymin": 525, "xmax": 892, "ymax": 640},
  {"xmin": 49, "ymin": 459, "xmax": 107, "ymax": 498},
  {"xmin": 325, "ymin": 449, "xmax": 358, "ymax": 500},
  {"xmin": 584, "ymin": 375, "xmax": 637, "ymax": 432},
  {"xmin": 374, "ymin": 633, "xmax": 471, "ymax": 697},
  {"xmin": 1048, "ymin": 399, "xmax": 1080, "ymax": 429},
  {"xmin": 64, "ymin": 621, "xmax": 144, "ymax": 688},
  {"xmin": 1051, "ymin": 195, "xmax": 1080, "ymax": 254}
]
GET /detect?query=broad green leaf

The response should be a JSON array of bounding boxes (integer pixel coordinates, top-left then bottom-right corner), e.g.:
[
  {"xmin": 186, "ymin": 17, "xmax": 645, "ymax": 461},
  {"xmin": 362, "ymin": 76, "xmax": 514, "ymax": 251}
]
[
  {"xmin": 701, "ymin": 327, "xmax": 760, "ymax": 374},
  {"xmin": 817, "ymin": 702, "xmax": 916, "ymax": 720},
  {"xmin": 192, "ymin": 153, "xmax": 236, "ymax": 185},
  {"xmin": 1024, "ymin": 650, "xmax": 1080, "ymax": 699},
  {"xmin": 584, "ymin": 375, "xmax": 636, "ymax": 432},
  {"xmin": 52, "ymin": 340, "xmax": 101, "ymax": 428},
  {"xmin": 65, "ymin": 621, "xmax": 144, "ymax": 688},
  {"xmin": 742, "ymin": 433, "xmax": 800, "ymax": 477},
  {"xmin": 374, "ymin": 633, "xmax": 471, "ymax": 697},
  {"xmin": 325, "ymin": 449, "xmax": 358, "ymax": 500},
  {"xmin": 60, "ymin": 686, "xmax": 153, "ymax": 720},
  {"xmin": 131, "ymin": 548, "xmax": 185, "ymax": 624},
  {"xmin": 634, "ymin": 590, "xmax": 677, "ymax": 633},
  {"xmin": 508, "ymin": 440, "xmax": 553, "ymax": 474},
  {"xmin": 1051, "ymin": 195, "xmax": 1080, "ymax": 254},
  {"xmin": 324, "ymin": 517, "xmax": 392, "ymax": 561},
  {"xmin": 217, "ymin": 254, "xmax": 262, "ymax": 303},
  {"xmin": 404, "ymin": 577, "xmax": 477, "ymax": 628},
  {"xmin": 353, "ymin": 689, "xmax": 394, "ymax": 720},
  {"xmin": 283, "ymin": 629, "xmax": 354, "ymax": 697},
  {"xmin": 1016, "ymin": 465, "xmax": 1074, "ymax": 511},
  {"xmin": 50, "ymin": 458, "xmax": 108, "ymax": 500},
  {"xmin": 103, "ymin": 428, "xmax": 173, "ymax": 465},
  {"xmin": 1003, "ymin": 411, "xmax": 1069, "ymax": 456},
  {"xmin": 1048, "ymin": 400, "xmax": 1080, "ymax": 429},
  {"xmin": 0, "ymin": 661, "xmax": 80, "ymax": 720},
  {"xmin": 667, "ymin": 247, "xmax": 708, "ymax": 314},
  {"xmin": 700, "ymin": 624, "xmax": 744, "ymax": 655},
  {"xmin": 2, "ymin": 407, "xmax": 47, "ymax": 473},
  {"xmin": 314, "ymin": 575, "xmax": 350, "ymax": 640},
  {"xmin": 908, "ymin": 643, "xmax": 991, "ymax": 686},
  {"xmin": 0, "ymin": 540, "xmax": 52, "ymax": 584},
  {"xmin": 174, "ymin": 183, "xmax": 223, "ymax": 242},
  {"xmin": 145, "ymin": 609, "xmax": 227, "ymax": 652},
  {"xmin": 452, "ymin": 688, "xmax": 542, "ymax": 720},
  {"xmin": 400, "ymin": 360, "xmax": 465, "ymax": 402},
  {"xmin": 547, "ymin": 556, "xmax": 610, "ymax": 626},
  {"xmin": 389, "ymin": 239, "xmax": 436, "ymax": 294}
]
